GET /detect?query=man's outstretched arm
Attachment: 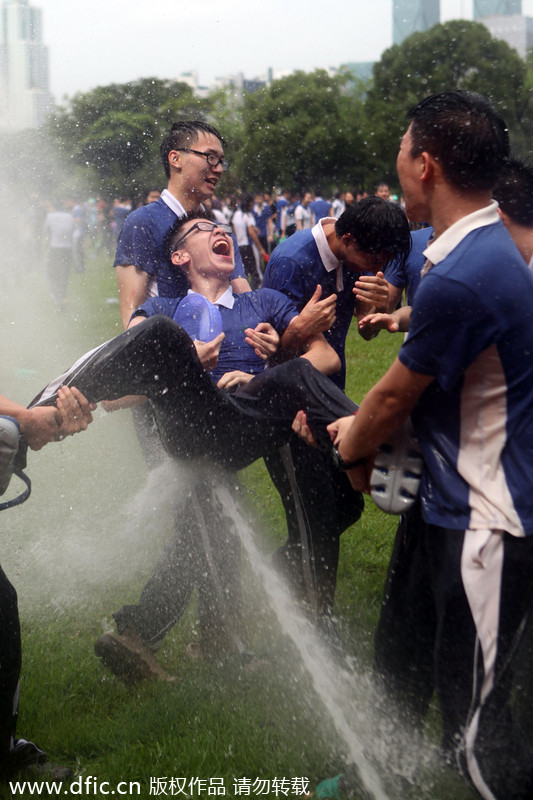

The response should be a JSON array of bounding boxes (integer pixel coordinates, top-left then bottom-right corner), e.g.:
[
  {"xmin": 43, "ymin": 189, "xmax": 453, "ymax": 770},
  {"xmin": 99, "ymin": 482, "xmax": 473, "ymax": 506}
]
[
  {"xmin": 2, "ymin": 387, "xmax": 94, "ymax": 451},
  {"xmin": 326, "ymin": 358, "xmax": 433, "ymax": 490}
]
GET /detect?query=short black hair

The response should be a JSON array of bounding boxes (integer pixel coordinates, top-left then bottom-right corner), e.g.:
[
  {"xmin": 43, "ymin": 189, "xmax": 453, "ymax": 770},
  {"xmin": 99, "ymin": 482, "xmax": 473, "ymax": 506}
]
[
  {"xmin": 493, "ymin": 158, "xmax": 533, "ymax": 228},
  {"xmin": 160, "ymin": 121, "xmax": 225, "ymax": 179},
  {"xmin": 239, "ymin": 192, "xmax": 254, "ymax": 213},
  {"xmin": 335, "ymin": 197, "xmax": 411, "ymax": 269},
  {"xmin": 407, "ymin": 90, "xmax": 509, "ymax": 192},
  {"xmin": 166, "ymin": 209, "xmax": 214, "ymax": 261}
]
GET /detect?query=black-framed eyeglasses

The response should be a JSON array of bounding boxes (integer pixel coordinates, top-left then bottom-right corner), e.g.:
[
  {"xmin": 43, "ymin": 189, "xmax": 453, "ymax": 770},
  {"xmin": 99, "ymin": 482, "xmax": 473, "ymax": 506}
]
[
  {"xmin": 172, "ymin": 221, "xmax": 233, "ymax": 250},
  {"xmin": 176, "ymin": 148, "xmax": 230, "ymax": 172}
]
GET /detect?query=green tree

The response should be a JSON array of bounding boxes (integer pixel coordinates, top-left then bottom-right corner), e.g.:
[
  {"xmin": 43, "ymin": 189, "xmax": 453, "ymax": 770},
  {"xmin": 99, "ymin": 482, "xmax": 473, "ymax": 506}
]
[
  {"xmin": 48, "ymin": 78, "xmax": 210, "ymax": 199},
  {"xmin": 204, "ymin": 85, "xmax": 246, "ymax": 196},
  {"xmin": 237, "ymin": 70, "xmax": 366, "ymax": 194},
  {"xmin": 364, "ymin": 20, "xmax": 529, "ymax": 180}
]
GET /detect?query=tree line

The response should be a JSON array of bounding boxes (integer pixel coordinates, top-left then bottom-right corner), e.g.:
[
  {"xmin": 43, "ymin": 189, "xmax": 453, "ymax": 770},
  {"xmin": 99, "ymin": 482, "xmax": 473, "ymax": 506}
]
[{"xmin": 12, "ymin": 20, "xmax": 533, "ymax": 201}]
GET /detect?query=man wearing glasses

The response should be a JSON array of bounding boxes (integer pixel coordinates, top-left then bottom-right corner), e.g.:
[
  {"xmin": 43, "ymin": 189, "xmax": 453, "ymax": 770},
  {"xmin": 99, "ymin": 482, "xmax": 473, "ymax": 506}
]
[
  {"xmin": 114, "ymin": 120, "xmax": 250, "ymax": 331},
  {"xmin": 31, "ymin": 213, "xmax": 359, "ymax": 682},
  {"xmin": 110, "ymin": 122, "xmax": 255, "ymax": 674}
]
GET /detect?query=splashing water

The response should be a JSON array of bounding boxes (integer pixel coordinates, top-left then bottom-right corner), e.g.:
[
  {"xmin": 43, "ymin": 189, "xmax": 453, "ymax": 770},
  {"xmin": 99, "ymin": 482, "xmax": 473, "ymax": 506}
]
[{"xmin": 210, "ymin": 480, "xmax": 443, "ymax": 800}]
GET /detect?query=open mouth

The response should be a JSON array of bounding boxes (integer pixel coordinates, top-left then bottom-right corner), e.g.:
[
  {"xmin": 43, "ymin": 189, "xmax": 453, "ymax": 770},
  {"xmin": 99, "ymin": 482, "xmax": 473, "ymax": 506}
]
[{"xmin": 212, "ymin": 238, "xmax": 230, "ymax": 256}]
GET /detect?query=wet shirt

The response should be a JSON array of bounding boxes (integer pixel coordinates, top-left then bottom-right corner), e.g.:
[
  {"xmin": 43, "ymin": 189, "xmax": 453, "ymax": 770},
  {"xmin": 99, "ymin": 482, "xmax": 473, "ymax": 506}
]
[
  {"xmin": 386, "ymin": 226, "xmax": 433, "ymax": 306},
  {"xmin": 135, "ymin": 288, "xmax": 298, "ymax": 385},
  {"xmin": 399, "ymin": 206, "xmax": 533, "ymax": 535},
  {"xmin": 263, "ymin": 223, "xmax": 356, "ymax": 390},
  {"xmin": 253, "ymin": 203, "xmax": 273, "ymax": 238},
  {"xmin": 114, "ymin": 194, "xmax": 246, "ymax": 298}
]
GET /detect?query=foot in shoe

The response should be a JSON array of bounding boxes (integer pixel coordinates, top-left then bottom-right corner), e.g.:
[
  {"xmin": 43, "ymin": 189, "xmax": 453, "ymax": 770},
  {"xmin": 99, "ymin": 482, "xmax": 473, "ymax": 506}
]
[{"xmin": 94, "ymin": 630, "xmax": 178, "ymax": 685}]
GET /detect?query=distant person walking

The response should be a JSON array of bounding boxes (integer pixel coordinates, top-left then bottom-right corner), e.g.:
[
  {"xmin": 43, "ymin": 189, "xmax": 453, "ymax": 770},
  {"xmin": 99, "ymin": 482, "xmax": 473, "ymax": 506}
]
[{"xmin": 43, "ymin": 199, "xmax": 74, "ymax": 311}]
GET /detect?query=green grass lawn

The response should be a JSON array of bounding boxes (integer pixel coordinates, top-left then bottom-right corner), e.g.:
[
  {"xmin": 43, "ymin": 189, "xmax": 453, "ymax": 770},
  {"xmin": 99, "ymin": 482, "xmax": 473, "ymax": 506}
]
[{"xmin": 0, "ymin": 246, "xmax": 476, "ymax": 799}]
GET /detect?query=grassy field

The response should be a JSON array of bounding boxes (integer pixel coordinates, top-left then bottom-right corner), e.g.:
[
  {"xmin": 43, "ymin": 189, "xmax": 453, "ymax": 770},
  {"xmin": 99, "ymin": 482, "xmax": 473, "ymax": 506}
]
[{"xmin": 0, "ymin": 245, "xmax": 476, "ymax": 799}]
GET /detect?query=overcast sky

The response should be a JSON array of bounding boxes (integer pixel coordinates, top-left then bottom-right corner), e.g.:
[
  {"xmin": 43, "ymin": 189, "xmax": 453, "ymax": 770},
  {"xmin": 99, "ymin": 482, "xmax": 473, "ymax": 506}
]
[{"xmin": 36, "ymin": 0, "xmax": 533, "ymax": 100}]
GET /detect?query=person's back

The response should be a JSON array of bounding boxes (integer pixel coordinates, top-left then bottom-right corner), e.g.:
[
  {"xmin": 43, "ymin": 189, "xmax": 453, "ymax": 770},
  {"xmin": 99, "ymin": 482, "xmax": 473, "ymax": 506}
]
[
  {"xmin": 323, "ymin": 90, "xmax": 533, "ymax": 800},
  {"xmin": 309, "ymin": 196, "xmax": 331, "ymax": 220},
  {"xmin": 405, "ymin": 217, "xmax": 533, "ymax": 531}
]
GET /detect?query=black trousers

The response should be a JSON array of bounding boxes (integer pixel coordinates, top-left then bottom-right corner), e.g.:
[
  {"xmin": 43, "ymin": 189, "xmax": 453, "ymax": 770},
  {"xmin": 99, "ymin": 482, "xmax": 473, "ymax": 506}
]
[
  {"xmin": 32, "ymin": 315, "xmax": 357, "ymax": 471},
  {"xmin": 264, "ymin": 440, "xmax": 363, "ymax": 618},
  {"xmin": 0, "ymin": 564, "xmax": 20, "ymax": 774},
  {"xmin": 114, "ymin": 474, "xmax": 243, "ymax": 653},
  {"xmin": 374, "ymin": 505, "xmax": 533, "ymax": 800},
  {"xmin": 32, "ymin": 316, "xmax": 359, "ymax": 643}
]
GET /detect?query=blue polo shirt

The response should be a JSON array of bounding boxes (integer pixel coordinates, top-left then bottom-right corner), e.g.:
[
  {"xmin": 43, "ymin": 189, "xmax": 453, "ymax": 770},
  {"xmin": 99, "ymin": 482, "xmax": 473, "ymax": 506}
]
[
  {"xmin": 135, "ymin": 288, "xmax": 298, "ymax": 385},
  {"xmin": 386, "ymin": 226, "xmax": 433, "ymax": 305},
  {"xmin": 275, "ymin": 197, "xmax": 289, "ymax": 233},
  {"xmin": 399, "ymin": 206, "xmax": 533, "ymax": 535},
  {"xmin": 310, "ymin": 198, "xmax": 331, "ymax": 220},
  {"xmin": 253, "ymin": 204, "xmax": 273, "ymax": 238},
  {"xmin": 114, "ymin": 196, "xmax": 246, "ymax": 298},
  {"xmin": 263, "ymin": 226, "xmax": 357, "ymax": 389}
]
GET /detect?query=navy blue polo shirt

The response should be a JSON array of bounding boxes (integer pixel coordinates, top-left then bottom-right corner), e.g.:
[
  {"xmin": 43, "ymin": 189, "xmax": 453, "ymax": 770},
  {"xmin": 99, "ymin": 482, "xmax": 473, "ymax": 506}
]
[
  {"xmin": 263, "ymin": 228, "xmax": 356, "ymax": 389},
  {"xmin": 135, "ymin": 288, "xmax": 298, "ymax": 385}
]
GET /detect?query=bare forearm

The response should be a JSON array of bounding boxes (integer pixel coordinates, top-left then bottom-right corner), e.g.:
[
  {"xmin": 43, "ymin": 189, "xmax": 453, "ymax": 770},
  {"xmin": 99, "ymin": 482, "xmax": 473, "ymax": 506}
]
[
  {"xmin": 337, "ymin": 385, "xmax": 413, "ymax": 463},
  {"xmin": 0, "ymin": 394, "xmax": 29, "ymax": 421},
  {"xmin": 390, "ymin": 306, "xmax": 412, "ymax": 332},
  {"xmin": 116, "ymin": 265, "xmax": 150, "ymax": 329},
  {"xmin": 299, "ymin": 335, "xmax": 340, "ymax": 375},
  {"xmin": 335, "ymin": 359, "xmax": 433, "ymax": 462},
  {"xmin": 230, "ymin": 277, "xmax": 252, "ymax": 294},
  {"xmin": 280, "ymin": 315, "xmax": 311, "ymax": 353}
]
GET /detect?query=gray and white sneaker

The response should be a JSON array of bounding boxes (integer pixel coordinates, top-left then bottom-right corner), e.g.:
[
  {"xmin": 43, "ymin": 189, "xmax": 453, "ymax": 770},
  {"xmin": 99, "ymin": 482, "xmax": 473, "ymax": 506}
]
[{"xmin": 370, "ymin": 419, "xmax": 423, "ymax": 514}]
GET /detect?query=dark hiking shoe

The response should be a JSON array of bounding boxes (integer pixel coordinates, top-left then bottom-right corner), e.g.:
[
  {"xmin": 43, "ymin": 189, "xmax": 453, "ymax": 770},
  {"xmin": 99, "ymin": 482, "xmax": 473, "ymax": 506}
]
[{"xmin": 94, "ymin": 629, "xmax": 178, "ymax": 685}]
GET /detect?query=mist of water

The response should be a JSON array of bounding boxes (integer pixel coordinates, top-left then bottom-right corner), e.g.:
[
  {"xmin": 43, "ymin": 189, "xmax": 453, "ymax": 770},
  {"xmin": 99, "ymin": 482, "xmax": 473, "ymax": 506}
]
[
  {"xmin": 0, "ymin": 152, "xmax": 447, "ymax": 799},
  {"xmin": 210, "ymin": 481, "xmax": 443, "ymax": 800}
]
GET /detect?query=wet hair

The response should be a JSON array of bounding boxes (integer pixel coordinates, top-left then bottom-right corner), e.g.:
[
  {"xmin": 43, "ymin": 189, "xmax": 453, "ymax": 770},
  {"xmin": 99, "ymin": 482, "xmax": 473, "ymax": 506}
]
[
  {"xmin": 407, "ymin": 90, "xmax": 509, "ymax": 192},
  {"xmin": 493, "ymin": 158, "xmax": 533, "ymax": 228},
  {"xmin": 166, "ymin": 209, "xmax": 214, "ymax": 261},
  {"xmin": 335, "ymin": 197, "xmax": 411, "ymax": 269},
  {"xmin": 160, "ymin": 121, "xmax": 226, "ymax": 179}
]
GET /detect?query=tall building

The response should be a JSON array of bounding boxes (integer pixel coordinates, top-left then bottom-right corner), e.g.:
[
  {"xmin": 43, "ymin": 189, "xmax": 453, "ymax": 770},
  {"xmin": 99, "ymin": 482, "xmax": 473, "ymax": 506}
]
[
  {"xmin": 393, "ymin": 0, "xmax": 440, "ymax": 45},
  {"xmin": 473, "ymin": 0, "xmax": 521, "ymax": 17},
  {"xmin": 478, "ymin": 13, "xmax": 533, "ymax": 56},
  {"xmin": 0, "ymin": 0, "xmax": 52, "ymax": 130}
]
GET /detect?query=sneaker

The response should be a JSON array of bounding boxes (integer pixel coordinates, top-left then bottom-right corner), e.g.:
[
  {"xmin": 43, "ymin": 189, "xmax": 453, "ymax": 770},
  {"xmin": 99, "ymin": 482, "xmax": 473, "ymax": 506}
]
[
  {"xmin": 0, "ymin": 416, "xmax": 21, "ymax": 495},
  {"xmin": 8, "ymin": 739, "xmax": 46, "ymax": 772},
  {"xmin": 370, "ymin": 418, "xmax": 423, "ymax": 515},
  {"xmin": 94, "ymin": 630, "xmax": 178, "ymax": 685}
]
